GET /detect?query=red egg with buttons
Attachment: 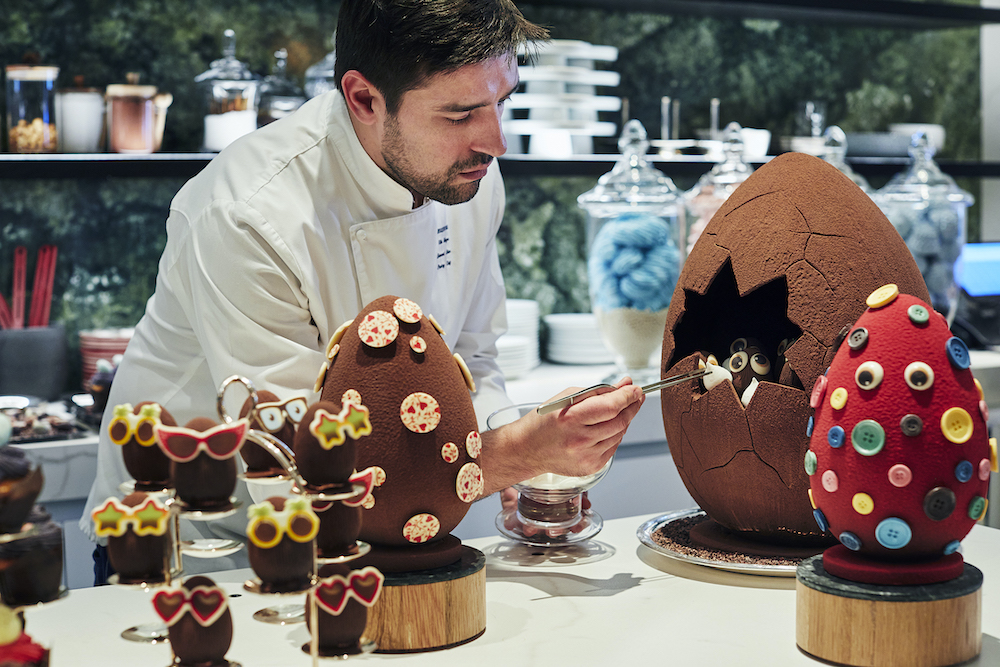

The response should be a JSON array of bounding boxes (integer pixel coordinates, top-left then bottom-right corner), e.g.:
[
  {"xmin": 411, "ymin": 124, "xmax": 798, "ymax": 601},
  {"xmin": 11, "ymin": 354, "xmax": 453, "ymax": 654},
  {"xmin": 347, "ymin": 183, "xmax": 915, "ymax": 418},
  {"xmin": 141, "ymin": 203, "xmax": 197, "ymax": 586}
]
[{"xmin": 806, "ymin": 284, "xmax": 995, "ymax": 583}]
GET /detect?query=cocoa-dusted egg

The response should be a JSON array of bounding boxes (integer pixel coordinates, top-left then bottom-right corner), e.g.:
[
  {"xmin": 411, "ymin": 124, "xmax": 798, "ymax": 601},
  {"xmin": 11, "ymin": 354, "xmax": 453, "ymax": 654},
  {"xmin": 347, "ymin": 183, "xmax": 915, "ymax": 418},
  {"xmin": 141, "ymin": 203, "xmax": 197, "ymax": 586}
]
[
  {"xmin": 246, "ymin": 496, "xmax": 319, "ymax": 593},
  {"xmin": 240, "ymin": 390, "xmax": 307, "ymax": 476},
  {"xmin": 155, "ymin": 417, "xmax": 248, "ymax": 511},
  {"xmin": 317, "ymin": 296, "xmax": 483, "ymax": 560},
  {"xmin": 152, "ymin": 575, "xmax": 232, "ymax": 666},
  {"xmin": 306, "ymin": 563, "xmax": 384, "ymax": 656},
  {"xmin": 92, "ymin": 491, "xmax": 171, "ymax": 585},
  {"xmin": 661, "ymin": 152, "xmax": 930, "ymax": 544},
  {"xmin": 108, "ymin": 402, "xmax": 176, "ymax": 491},
  {"xmin": 808, "ymin": 286, "xmax": 993, "ymax": 572}
]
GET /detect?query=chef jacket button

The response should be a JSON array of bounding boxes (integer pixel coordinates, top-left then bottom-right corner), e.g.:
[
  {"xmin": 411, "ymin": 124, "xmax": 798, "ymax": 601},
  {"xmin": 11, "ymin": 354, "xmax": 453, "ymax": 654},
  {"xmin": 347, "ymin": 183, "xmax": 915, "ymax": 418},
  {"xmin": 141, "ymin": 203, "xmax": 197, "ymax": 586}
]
[
  {"xmin": 852, "ymin": 419, "xmax": 885, "ymax": 456},
  {"xmin": 852, "ymin": 492, "xmax": 875, "ymax": 515},
  {"xmin": 980, "ymin": 458, "xmax": 993, "ymax": 481},
  {"xmin": 806, "ymin": 415, "xmax": 814, "ymax": 437},
  {"xmin": 954, "ymin": 460, "xmax": 974, "ymax": 483},
  {"xmin": 830, "ymin": 387, "xmax": 848, "ymax": 410},
  {"xmin": 940, "ymin": 407, "xmax": 973, "ymax": 444},
  {"xmin": 822, "ymin": 470, "xmax": 839, "ymax": 492},
  {"xmin": 839, "ymin": 531, "xmax": 862, "ymax": 551},
  {"xmin": 968, "ymin": 496, "xmax": 988, "ymax": 521},
  {"xmin": 827, "ymin": 425, "xmax": 845, "ymax": 448},
  {"xmin": 923, "ymin": 486, "xmax": 956, "ymax": 521},
  {"xmin": 907, "ymin": 304, "xmax": 930, "ymax": 325},
  {"xmin": 900, "ymin": 413, "xmax": 923, "ymax": 437},
  {"xmin": 945, "ymin": 336, "xmax": 971, "ymax": 369},
  {"xmin": 813, "ymin": 509, "xmax": 829, "ymax": 532},
  {"xmin": 866, "ymin": 284, "xmax": 899, "ymax": 309},
  {"xmin": 943, "ymin": 540, "xmax": 961, "ymax": 556},
  {"xmin": 847, "ymin": 327, "xmax": 869, "ymax": 351},
  {"xmin": 875, "ymin": 517, "xmax": 912, "ymax": 550},
  {"xmin": 804, "ymin": 450, "xmax": 818, "ymax": 475},
  {"xmin": 356, "ymin": 230, "xmax": 368, "ymax": 242},
  {"xmin": 888, "ymin": 464, "xmax": 912, "ymax": 488},
  {"xmin": 810, "ymin": 375, "xmax": 828, "ymax": 408}
]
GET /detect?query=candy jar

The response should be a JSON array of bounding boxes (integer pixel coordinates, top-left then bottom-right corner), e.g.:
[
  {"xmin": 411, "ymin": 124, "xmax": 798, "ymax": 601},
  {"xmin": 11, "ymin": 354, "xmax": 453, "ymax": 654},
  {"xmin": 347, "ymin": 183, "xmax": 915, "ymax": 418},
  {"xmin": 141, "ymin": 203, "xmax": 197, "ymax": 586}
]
[
  {"xmin": 257, "ymin": 48, "xmax": 305, "ymax": 128},
  {"xmin": 820, "ymin": 126, "xmax": 871, "ymax": 194},
  {"xmin": 682, "ymin": 121, "xmax": 754, "ymax": 259},
  {"xmin": 194, "ymin": 28, "xmax": 259, "ymax": 151},
  {"xmin": 578, "ymin": 119, "xmax": 682, "ymax": 383},
  {"xmin": 5, "ymin": 64, "xmax": 59, "ymax": 153},
  {"xmin": 105, "ymin": 73, "xmax": 173, "ymax": 153},
  {"xmin": 304, "ymin": 37, "xmax": 337, "ymax": 99},
  {"xmin": 55, "ymin": 76, "xmax": 105, "ymax": 152},
  {"xmin": 874, "ymin": 133, "xmax": 973, "ymax": 317}
]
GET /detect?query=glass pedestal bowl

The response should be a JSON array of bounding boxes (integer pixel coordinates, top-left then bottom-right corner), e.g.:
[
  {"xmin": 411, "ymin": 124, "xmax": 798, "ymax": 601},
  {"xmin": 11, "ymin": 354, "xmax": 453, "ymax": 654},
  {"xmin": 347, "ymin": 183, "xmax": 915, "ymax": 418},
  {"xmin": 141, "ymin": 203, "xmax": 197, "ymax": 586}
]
[{"xmin": 486, "ymin": 403, "xmax": 612, "ymax": 546}]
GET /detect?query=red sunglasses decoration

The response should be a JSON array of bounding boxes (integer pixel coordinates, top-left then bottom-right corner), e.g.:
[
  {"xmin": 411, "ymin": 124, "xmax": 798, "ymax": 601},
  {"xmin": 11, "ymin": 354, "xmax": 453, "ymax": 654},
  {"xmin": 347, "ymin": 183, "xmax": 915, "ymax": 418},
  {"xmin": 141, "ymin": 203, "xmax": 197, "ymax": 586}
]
[
  {"xmin": 152, "ymin": 584, "xmax": 229, "ymax": 627},
  {"xmin": 313, "ymin": 566, "xmax": 384, "ymax": 616},
  {"xmin": 155, "ymin": 419, "xmax": 249, "ymax": 463}
]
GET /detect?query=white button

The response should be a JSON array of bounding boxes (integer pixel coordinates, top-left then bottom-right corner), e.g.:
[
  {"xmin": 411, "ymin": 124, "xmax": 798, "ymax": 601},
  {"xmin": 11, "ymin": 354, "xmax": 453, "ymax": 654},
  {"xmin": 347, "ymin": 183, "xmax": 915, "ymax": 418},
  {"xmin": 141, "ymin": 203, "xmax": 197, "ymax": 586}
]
[{"xmin": 356, "ymin": 230, "xmax": 368, "ymax": 242}]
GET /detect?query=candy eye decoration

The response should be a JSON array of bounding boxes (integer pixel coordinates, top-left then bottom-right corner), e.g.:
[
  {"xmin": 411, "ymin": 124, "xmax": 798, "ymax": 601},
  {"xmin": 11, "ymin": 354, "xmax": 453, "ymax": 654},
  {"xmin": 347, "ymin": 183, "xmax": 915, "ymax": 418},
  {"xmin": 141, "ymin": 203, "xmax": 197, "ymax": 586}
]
[
  {"xmin": 904, "ymin": 361, "xmax": 935, "ymax": 391},
  {"xmin": 776, "ymin": 337, "xmax": 795, "ymax": 357},
  {"xmin": 750, "ymin": 353, "xmax": 771, "ymax": 376},
  {"xmin": 854, "ymin": 361, "xmax": 884, "ymax": 391},
  {"xmin": 728, "ymin": 351, "xmax": 748, "ymax": 373},
  {"xmin": 730, "ymin": 338, "xmax": 749, "ymax": 355}
]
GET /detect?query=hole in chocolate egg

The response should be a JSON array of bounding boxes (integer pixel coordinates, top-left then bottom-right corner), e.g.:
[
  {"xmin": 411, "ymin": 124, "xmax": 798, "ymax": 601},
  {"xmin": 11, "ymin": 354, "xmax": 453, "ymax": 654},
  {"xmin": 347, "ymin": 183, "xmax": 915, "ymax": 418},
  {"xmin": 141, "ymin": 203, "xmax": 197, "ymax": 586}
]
[{"xmin": 668, "ymin": 260, "xmax": 801, "ymax": 381}]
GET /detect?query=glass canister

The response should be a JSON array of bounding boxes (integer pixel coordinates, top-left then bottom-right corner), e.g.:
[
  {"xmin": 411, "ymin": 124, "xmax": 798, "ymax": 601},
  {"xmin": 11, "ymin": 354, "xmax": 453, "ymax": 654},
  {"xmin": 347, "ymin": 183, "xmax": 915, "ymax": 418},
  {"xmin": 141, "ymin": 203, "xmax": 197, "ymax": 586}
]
[
  {"xmin": 820, "ymin": 125, "xmax": 871, "ymax": 193},
  {"xmin": 682, "ymin": 121, "xmax": 754, "ymax": 259},
  {"xmin": 578, "ymin": 119, "xmax": 682, "ymax": 383},
  {"xmin": 304, "ymin": 38, "xmax": 337, "ymax": 99},
  {"xmin": 194, "ymin": 29, "xmax": 259, "ymax": 151},
  {"xmin": 874, "ymin": 132, "xmax": 973, "ymax": 317},
  {"xmin": 257, "ymin": 49, "xmax": 306, "ymax": 127},
  {"xmin": 5, "ymin": 64, "xmax": 59, "ymax": 153},
  {"xmin": 105, "ymin": 73, "xmax": 172, "ymax": 153},
  {"xmin": 55, "ymin": 76, "xmax": 105, "ymax": 152}
]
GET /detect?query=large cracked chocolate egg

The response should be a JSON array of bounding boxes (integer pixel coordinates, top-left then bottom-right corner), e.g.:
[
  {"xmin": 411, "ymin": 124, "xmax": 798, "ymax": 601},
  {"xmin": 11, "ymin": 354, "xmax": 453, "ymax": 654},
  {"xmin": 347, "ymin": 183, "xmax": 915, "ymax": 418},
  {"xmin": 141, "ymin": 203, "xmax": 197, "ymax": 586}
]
[
  {"xmin": 316, "ymin": 296, "xmax": 483, "ymax": 557},
  {"xmin": 660, "ymin": 152, "xmax": 930, "ymax": 544}
]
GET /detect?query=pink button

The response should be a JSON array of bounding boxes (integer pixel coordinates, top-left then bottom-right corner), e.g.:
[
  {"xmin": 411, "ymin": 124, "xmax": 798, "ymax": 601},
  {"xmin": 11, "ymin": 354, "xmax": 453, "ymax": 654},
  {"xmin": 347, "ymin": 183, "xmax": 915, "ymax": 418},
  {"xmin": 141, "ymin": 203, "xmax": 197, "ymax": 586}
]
[
  {"xmin": 981, "ymin": 459, "xmax": 992, "ymax": 482},
  {"xmin": 981, "ymin": 400, "xmax": 990, "ymax": 423},
  {"xmin": 821, "ymin": 470, "xmax": 839, "ymax": 492},
  {"xmin": 888, "ymin": 464, "xmax": 912, "ymax": 488},
  {"xmin": 810, "ymin": 375, "xmax": 828, "ymax": 409}
]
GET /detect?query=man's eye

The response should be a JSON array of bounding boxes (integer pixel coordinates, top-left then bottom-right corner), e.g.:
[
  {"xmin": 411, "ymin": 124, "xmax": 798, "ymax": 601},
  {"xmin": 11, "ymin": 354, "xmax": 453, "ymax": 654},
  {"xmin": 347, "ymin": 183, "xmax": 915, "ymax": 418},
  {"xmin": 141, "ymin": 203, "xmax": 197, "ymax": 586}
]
[{"xmin": 447, "ymin": 115, "xmax": 470, "ymax": 125}]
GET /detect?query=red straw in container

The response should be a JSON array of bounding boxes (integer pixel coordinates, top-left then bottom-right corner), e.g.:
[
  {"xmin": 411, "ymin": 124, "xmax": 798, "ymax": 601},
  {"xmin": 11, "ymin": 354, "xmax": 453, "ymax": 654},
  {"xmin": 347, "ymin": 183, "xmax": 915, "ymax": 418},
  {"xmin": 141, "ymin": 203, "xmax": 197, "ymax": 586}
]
[
  {"xmin": 39, "ymin": 245, "xmax": 57, "ymax": 327},
  {"xmin": 0, "ymin": 294, "xmax": 12, "ymax": 330},
  {"xmin": 11, "ymin": 246, "xmax": 27, "ymax": 330}
]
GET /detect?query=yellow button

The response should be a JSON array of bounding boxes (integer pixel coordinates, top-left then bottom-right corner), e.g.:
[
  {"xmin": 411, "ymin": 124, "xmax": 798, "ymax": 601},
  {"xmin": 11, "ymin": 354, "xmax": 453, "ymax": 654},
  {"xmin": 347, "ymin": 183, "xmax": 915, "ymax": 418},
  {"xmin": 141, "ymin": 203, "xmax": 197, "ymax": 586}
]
[
  {"xmin": 974, "ymin": 378, "xmax": 984, "ymax": 401},
  {"xmin": 866, "ymin": 284, "xmax": 899, "ymax": 309},
  {"xmin": 852, "ymin": 492, "xmax": 875, "ymax": 515},
  {"xmin": 990, "ymin": 437, "xmax": 998, "ymax": 473},
  {"xmin": 808, "ymin": 488, "xmax": 816, "ymax": 509},
  {"xmin": 830, "ymin": 387, "xmax": 849, "ymax": 410},
  {"xmin": 940, "ymin": 407, "xmax": 973, "ymax": 444}
]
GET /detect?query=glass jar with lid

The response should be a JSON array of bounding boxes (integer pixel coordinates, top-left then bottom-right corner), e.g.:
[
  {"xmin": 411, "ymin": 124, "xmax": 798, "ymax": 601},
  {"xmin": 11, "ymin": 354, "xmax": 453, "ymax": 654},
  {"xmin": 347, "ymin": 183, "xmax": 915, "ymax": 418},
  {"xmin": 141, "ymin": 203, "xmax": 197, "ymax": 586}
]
[
  {"xmin": 682, "ymin": 121, "xmax": 754, "ymax": 259},
  {"xmin": 820, "ymin": 125, "xmax": 872, "ymax": 193},
  {"xmin": 304, "ymin": 37, "xmax": 337, "ymax": 99},
  {"xmin": 5, "ymin": 64, "xmax": 59, "ymax": 153},
  {"xmin": 257, "ymin": 49, "xmax": 306, "ymax": 127},
  {"xmin": 194, "ymin": 29, "xmax": 259, "ymax": 151},
  {"xmin": 578, "ymin": 119, "xmax": 682, "ymax": 382},
  {"xmin": 105, "ymin": 73, "xmax": 172, "ymax": 153},
  {"xmin": 874, "ymin": 132, "xmax": 973, "ymax": 317}
]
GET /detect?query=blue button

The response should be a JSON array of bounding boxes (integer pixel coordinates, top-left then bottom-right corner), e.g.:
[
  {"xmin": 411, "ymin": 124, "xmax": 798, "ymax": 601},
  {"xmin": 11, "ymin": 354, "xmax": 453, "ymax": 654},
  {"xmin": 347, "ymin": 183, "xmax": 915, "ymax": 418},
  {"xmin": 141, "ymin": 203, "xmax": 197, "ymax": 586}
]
[
  {"xmin": 828, "ymin": 425, "xmax": 845, "ymax": 448},
  {"xmin": 955, "ymin": 460, "xmax": 974, "ymax": 483},
  {"xmin": 806, "ymin": 415, "xmax": 814, "ymax": 437},
  {"xmin": 943, "ymin": 540, "xmax": 961, "ymax": 555},
  {"xmin": 946, "ymin": 336, "xmax": 971, "ymax": 369},
  {"xmin": 839, "ymin": 531, "xmax": 862, "ymax": 551},
  {"xmin": 813, "ymin": 509, "xmax": 829, "ymax": 532},
  {"xmin": 875, "ymin": 518, "xmax": 912, "ymax": 549}
]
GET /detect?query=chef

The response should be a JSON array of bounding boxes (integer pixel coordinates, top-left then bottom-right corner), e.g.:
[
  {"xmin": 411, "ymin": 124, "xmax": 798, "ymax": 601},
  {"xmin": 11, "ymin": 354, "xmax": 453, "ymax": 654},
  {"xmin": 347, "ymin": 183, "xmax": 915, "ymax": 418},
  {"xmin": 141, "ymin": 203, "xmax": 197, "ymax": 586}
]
[{"xmin": 82, "ymin": 0, "xmax": 644, "ymax": 581}]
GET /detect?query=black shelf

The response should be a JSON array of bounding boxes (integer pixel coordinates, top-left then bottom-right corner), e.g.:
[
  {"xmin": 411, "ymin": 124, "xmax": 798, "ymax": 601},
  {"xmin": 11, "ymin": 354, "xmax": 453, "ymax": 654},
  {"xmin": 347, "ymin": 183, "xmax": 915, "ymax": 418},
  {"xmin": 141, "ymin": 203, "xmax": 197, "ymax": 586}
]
[
  {"xmin": 0, "ymin": 153, "xmax": 216, "ymax": 180},
  {"xmin": 522, "ymin": 0, "xmax": 1000, "ymax": 29}
]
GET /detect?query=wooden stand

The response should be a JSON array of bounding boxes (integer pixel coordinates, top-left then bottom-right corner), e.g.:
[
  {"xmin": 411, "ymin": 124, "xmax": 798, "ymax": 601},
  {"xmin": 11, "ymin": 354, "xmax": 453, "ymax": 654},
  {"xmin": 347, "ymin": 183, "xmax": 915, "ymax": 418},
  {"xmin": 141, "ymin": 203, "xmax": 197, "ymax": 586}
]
[
  {"xmin": 364, "ymin": 545, "xmax": 486, "ymax": 653},
  {"xmin": 796, "ymin": 555, "xmax": 982, "ymax": 667}
]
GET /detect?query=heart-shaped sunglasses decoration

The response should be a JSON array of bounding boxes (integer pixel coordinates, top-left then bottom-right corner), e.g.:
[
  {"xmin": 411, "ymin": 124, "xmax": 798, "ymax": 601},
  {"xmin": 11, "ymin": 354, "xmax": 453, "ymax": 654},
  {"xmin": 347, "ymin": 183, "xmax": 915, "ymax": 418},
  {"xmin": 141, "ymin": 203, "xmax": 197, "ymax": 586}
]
[
  {"xmin": 313, "ymin": 566, "xmax": 384, "ymax": 616},
  {"xmin": 152, "ymin": 584, "xmax": 228, "ymax": 627}
]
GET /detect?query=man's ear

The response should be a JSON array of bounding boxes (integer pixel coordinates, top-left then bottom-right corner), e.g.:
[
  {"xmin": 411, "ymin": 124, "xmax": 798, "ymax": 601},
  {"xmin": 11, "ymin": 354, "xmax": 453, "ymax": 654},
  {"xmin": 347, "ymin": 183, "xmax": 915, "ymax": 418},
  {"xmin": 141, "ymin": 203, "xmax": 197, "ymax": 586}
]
[{"xmin": 341, "ymin": 70, "xmax": 384, "ymax": 125}]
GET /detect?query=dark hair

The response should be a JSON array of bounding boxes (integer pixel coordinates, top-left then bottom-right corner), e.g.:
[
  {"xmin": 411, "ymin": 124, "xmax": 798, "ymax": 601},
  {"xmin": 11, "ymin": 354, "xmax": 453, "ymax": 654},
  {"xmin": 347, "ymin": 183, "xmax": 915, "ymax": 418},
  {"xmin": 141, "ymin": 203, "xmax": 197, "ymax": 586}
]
[{"xmin": 335, "ymin": 0, "xmax": 549, "ymax": 113}]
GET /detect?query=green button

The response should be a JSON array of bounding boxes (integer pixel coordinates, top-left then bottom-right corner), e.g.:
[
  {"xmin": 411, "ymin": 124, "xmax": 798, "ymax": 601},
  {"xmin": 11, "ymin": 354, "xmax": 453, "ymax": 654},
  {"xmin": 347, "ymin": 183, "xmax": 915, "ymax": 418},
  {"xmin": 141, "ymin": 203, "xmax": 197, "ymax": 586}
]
[
  {"xmin": 907, "ymin": 304, "xmax": 930, "ymax": 325},
  {"xmin": 804, "ymin": 450, "xmax": 818, "ymax": 475},
  {"xmin": 852, "ymin": 420, "xmax": 885, "ymax": 456},
  {"xmin": 968, "ymin": 496, "xmax": 987, "ymax": 521}
]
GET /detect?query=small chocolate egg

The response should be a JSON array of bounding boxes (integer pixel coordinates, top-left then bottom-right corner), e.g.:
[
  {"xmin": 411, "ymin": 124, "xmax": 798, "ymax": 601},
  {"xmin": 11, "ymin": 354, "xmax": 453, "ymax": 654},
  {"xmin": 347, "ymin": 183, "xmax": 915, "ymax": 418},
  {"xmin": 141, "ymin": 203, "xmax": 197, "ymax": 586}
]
[
  {"xmin": 293, "ymin": 401, "xmax": 363, "ymax": 490},
  {"xmin": 109, "ymin": 401, "xmax": 176, "ymax": 491},
  {"xmin": 240, "ymin": 390, "xmax": 306, "ymax": 475},
  {"xmin": 154, "ymin": 575, "xmax": 232, "ymax": 666},
  {"xmin": 97, "ymin": 491, "xmax": 170, "ymax": 585},
  {"xmin": 246, "ymin": 496, "xmax": 318, "ymax": 593},
  {"xmin": 156, "ymin": 416, "xmax": 247, "ymax": 511}
]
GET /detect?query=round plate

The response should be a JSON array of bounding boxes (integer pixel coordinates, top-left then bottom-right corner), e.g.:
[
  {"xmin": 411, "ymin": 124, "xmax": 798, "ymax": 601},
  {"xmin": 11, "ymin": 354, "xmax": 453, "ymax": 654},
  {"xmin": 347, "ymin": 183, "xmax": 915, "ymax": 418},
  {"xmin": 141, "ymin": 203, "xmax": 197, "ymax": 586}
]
[
  {"xmin": 253, "ymin": 602, "xmax": 305, "ymax": 625},
  {"xmin": 316, "ymin": 541, "xmax": 371, "ymax": 565},
  {"xmin": 291, "ymin": 482, "xmax": 366, "ymax": 503},
  {"xmin": 170, "ymin": 497, "xmax": 242, "ymax": 520},
  {"xmin": 243, "ymin": 578, "xmax": 314, "ymax": 597},
  {"xmin": 181, "ymin": 538, "xmax": 244, "ymax": 558},
  {"xmin": 107, "ymin": 573, "xmax": 179, "ymax": 589},
  {"xmin": 495, "ymin": 507, "xmax": 603, "ymax": 547},
  {"xmin": 11, "ymin": 586, "xmax": 69, "ymax": 612},
  {"xmin": 636, "ymin": 509, "xmax": 799, "ymax": 577},
  {"xmin": 301, "ymin": 637, "xmax": 376, "ymax": 658},
  {"xmin": 121, "ymin": 622, "xmax": 168, "ymax": 644},
  {"xmin": 238, "ymin": 472, "xmax": 291, "ymax": 485},
  {"xmin": 118, "ymin": 480, "xmax": 173, "ymax": 497}
]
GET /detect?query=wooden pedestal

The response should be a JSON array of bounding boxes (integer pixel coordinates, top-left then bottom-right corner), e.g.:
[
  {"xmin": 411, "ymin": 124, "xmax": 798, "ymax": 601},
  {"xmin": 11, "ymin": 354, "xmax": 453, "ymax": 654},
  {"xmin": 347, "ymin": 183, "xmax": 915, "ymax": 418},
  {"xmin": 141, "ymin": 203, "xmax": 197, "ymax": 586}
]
[
  {"xmin": 364, "ymin": 545, "xmax": 486, "ymax": 653},
  {"xmin": 796, "ymin": 555, "xmax": 983, "ymax": 667}
]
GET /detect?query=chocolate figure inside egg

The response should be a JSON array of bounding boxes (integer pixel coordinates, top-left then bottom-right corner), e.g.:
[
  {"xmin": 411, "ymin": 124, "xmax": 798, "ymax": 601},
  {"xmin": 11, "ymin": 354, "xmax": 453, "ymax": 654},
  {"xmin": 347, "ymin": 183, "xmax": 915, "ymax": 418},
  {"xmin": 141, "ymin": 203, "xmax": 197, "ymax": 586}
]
[
  {"xmin": 108, "ymin": 401, "xmax": 176, "ymax": 491},
  {"xmin": 92, "ymin": 491, "xmax": 171, "ymax": 585},
  {"xmin": 155, "ymin": 417, "xmax": 248, "ymax": 511},
  {"xmin": 660, "ymin": 152, "xmax": 931, "ymax": 548}
]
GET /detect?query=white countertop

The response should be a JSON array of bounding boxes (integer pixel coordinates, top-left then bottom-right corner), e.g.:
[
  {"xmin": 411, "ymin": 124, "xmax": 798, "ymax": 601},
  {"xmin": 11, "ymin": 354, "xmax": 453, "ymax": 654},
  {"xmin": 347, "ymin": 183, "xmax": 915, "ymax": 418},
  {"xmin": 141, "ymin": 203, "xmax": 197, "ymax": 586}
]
[{"xmin": 22, "ymin": 514, "xmax": 1000, "ymax": 666}]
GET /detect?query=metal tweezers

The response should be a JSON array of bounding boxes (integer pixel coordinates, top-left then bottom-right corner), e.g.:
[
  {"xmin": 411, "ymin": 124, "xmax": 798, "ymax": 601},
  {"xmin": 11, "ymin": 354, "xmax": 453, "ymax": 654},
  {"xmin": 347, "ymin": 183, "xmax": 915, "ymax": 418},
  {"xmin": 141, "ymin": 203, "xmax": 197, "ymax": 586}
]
[{"xmin": 536, "ymin": 367, "xmax": 709, "ymax": 415}]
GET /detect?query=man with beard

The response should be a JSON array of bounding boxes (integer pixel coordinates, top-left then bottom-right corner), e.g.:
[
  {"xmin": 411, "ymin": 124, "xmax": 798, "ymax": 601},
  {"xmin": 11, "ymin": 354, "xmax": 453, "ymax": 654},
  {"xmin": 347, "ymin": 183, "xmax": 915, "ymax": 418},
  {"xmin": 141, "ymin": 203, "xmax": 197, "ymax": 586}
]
[{"xmin": 83, "ymin": 0, "xmax": 644, "ymax": 582}]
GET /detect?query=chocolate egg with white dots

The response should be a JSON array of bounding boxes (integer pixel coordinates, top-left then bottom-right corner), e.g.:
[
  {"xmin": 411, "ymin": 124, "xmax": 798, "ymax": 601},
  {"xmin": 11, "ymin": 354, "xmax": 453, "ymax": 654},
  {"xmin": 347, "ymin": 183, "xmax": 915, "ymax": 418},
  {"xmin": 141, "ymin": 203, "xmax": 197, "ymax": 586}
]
[
  {"xmin": 317, "ymin": 296, "xmax": 482, "ymax": 565},
  {"xmin": 807, "ymin": 285, "xmax": 993, "ymax": 563}
]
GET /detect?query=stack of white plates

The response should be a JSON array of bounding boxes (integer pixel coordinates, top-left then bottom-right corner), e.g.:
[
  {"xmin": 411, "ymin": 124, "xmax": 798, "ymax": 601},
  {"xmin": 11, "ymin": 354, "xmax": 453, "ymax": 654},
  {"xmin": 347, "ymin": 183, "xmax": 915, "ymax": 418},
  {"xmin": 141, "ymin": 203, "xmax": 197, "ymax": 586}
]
[
  {"xmin": 544, "ymin": 313, "xmax": 614, "ymax": 365},
  {"xmin": 496, "ymin": 298, "xmax": 540, "ymax": 379}
]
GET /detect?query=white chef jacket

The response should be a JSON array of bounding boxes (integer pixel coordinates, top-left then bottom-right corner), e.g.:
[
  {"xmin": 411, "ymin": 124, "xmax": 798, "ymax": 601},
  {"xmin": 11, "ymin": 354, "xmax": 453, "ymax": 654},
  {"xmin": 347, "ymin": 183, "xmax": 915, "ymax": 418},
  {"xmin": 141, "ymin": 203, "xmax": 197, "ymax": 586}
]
[{"xmin": 80, "ymin": 91, "xmax": 513, "ymax": 546}]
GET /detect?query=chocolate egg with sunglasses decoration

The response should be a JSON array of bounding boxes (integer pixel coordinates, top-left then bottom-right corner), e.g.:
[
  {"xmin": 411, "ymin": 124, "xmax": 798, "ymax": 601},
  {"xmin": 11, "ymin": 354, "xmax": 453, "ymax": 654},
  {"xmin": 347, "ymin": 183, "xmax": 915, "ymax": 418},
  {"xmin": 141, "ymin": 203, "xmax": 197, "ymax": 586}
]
[
  {"xmin": 247, "ymin": 496, "xmax": 319, "ymax": 593},
  {"xmin": 153, "ymin": 575, "xmax": 233, "ymax": 666},
  {"xmin": 240, "ymin": 390, "xmax": 308, "ymax": 476},
  {"xmin": 109, "ymin": 402, "xmax": 177, "ymax": 491},
  {"xmin": 92, "ymin": 491, "xmax": 171, "ymax": 585},
  {"xmin": 155, "ymin": 417, "xmax": 249, "ymax": 511}
]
